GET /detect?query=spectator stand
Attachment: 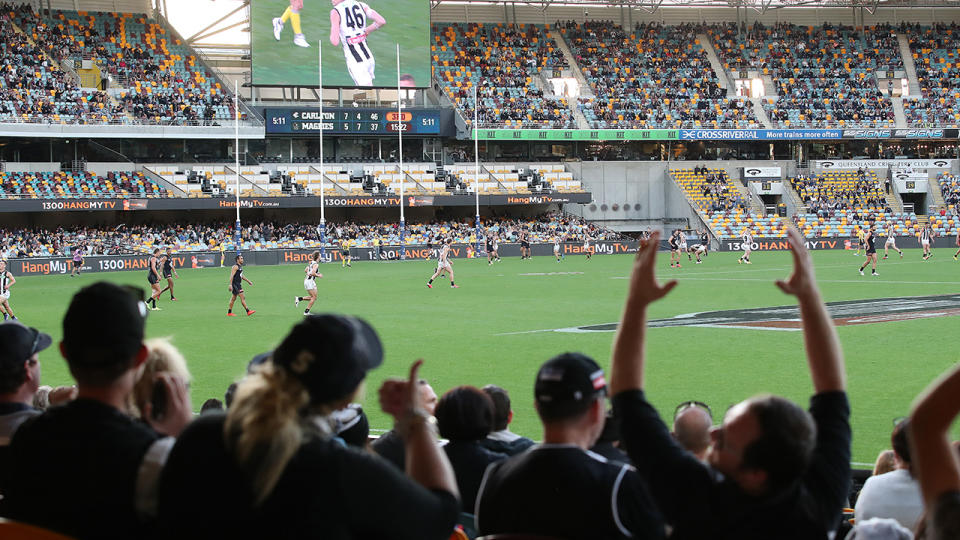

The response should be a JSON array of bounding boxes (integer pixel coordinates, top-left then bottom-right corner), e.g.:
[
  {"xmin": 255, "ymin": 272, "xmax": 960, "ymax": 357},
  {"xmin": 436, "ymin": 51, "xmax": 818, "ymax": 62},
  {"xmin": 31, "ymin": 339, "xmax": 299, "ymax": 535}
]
[{"xmin": 671, "ymin": 167, "xmax": 787, "ymax": 240}]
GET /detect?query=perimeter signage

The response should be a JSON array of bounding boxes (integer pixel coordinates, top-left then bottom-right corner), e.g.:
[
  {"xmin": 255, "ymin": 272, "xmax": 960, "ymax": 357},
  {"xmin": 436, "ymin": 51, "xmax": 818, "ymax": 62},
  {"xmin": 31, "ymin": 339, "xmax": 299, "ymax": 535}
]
[
  {"xmin": 475, "ymin": 129, "xmax": 677, "ymax": 141},
  {"xmin": 476, "ymin": 128, "xmax": 959, "ymax": 141}
]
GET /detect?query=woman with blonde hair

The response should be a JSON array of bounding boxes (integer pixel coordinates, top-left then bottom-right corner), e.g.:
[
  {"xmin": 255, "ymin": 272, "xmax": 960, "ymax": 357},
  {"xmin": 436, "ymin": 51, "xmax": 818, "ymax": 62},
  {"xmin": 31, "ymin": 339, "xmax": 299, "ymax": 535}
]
[
  {"xmin": 127, "ymin": 337, "xmax": 192, "ymax": 425},
  {"xmin": 158, "ymin": 314, "xmax": 459, "ymax": 538}
]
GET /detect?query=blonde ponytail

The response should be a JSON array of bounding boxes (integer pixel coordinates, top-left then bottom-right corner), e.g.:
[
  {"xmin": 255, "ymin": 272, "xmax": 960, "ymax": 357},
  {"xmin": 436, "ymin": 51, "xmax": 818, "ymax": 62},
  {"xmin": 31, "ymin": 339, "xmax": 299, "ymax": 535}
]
[{"xmin": 224, "ymin": 363, "xmax": 310, "ymax": 505}]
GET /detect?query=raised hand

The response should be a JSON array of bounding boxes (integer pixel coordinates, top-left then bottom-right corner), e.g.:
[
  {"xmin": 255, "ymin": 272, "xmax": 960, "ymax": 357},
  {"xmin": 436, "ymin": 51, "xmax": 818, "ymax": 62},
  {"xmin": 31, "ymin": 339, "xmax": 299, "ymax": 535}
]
[
  {"xmin": 379, "ymin": 359, "xmax": 425, "ymax": 421},
  {"xmin": 775, "ymin": 228, "xmax": 817, "ymax": 299}
]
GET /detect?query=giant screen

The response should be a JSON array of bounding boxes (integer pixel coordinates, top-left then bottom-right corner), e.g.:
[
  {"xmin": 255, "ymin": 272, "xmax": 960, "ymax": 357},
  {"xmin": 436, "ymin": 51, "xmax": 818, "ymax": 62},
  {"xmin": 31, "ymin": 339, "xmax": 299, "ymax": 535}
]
[{"xmin": 251, "ymin": 0, "xmax": 431, "ymax": 87}]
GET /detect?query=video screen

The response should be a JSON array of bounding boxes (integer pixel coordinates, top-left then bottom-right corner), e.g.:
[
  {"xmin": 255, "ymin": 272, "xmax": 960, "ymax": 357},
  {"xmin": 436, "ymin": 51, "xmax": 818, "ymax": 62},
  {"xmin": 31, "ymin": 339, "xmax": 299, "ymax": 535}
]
[{"xmin": 251, "ymin": 0, "xmax": 431, "ymax": 88}]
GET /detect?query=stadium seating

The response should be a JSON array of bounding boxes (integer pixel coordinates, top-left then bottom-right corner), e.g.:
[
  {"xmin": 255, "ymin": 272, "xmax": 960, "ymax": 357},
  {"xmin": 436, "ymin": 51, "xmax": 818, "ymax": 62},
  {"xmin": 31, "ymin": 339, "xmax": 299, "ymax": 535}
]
[
  {"xmin": 562, "ymin": 22, "xmax": 757, "ymax": 129},
  {"xmin": 938, "ymin": 172, "xmax": 960, "ymax": 210},
  {"xmin": 907, "ymin": 24, "xmax": 960, "ymax": 127},
  {"xmin": 671, "ymin": 168, "xmax": 785, "ymax": 238},
  {"xmin": 432, "ymin": 23, "xmax": 572, "ymax": 129},
  {"xmin": 0, "ymin": 171, "xmax": 166, "ymax": 199},
  {"xmin": 7, "ymin": 6, "xmax": 235, "ymax": 125},
  {"xmin": 0, "ymin": 12, "xmax": 123, "ymax": 124},
  {"xmin": 710, "ymin": 22, "xmax": 897, "ymax": 128},
  {"xmin": 791, "ymin": 170, "xmax": 886, "ymax": 214},
  {"xmin": 793, "ymin": 211, "xmax": 918, "ymax": 238}
]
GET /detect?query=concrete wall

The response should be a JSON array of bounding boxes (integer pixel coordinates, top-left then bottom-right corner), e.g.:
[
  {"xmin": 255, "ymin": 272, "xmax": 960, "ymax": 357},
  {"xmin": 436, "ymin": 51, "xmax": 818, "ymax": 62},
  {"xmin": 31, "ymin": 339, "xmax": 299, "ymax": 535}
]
[{"xmin": 3, "ymin": 162, "xmax": 60, "ymax": 173}]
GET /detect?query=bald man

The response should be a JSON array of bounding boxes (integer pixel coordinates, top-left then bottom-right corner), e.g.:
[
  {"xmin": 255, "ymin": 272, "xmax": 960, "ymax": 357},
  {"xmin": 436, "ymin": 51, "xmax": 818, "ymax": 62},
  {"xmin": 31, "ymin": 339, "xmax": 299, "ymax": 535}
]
[{"xmin": 672, "ymin": 405, "xmax": 713, "ymax": 462}]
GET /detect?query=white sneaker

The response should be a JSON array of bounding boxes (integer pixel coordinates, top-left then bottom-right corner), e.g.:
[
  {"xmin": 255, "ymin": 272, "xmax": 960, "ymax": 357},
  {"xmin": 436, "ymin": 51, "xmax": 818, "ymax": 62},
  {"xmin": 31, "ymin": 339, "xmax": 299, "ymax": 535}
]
[
  {"xmin": 293, "ymin": 33, "xmax": 309, "ymax": 48},
  {"xmin": 859, "ymin": 269, "xmax": 864, "ymax": 276},
  {"xmin": 873, "ymin": 272, "xmax": 879, "ymax": 277},
  {"xmin": 272, "ymin": 18, "xmax": 283, "ymax": 40},
  {"xmin": 294, "ymin": 296, "xmax": 300, "ymax": 307}
]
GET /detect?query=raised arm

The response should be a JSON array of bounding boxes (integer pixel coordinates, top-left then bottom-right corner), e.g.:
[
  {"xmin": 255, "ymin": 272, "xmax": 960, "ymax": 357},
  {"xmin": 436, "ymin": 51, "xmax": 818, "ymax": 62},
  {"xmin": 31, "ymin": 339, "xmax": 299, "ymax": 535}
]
[
  {"xmin": 609, "ymin": 231, "xmax": 678, "ymax": 395},
  {"xmin": 364, "ymin": 5, "xmax": 386, "ymax": 34},
  {"xmin": 909, "ymin": 363, "xmax": 960, "ymax": 507},
  {"xmin": 379, "ymin": 360, "xmax": 459, "ymax": 499},
  {"xmin": 774, "ymin": 229, "xmax": 845, "ymax": 393},
  {"xmin": 329, "ymin": 10, "xmax": 341, "ymax": 46}
]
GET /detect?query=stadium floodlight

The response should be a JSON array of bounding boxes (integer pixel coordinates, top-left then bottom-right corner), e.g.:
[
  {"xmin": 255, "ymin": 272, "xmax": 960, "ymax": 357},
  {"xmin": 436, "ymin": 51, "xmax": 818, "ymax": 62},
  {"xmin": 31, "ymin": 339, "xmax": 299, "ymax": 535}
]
[
  {"xmin": 397, "ymin": 44, "xmax": 406, "ymax": 260},
  {"xmin": 318, "ymin": 41, "xmax": 327, "ymax": 263},
  {"xmin": 474, "ymin": 84, "xmax": 482, "ymax": 256},
  {"xmin": 234, "ymin": 80, "xmax": 241, "ymax": 257}
]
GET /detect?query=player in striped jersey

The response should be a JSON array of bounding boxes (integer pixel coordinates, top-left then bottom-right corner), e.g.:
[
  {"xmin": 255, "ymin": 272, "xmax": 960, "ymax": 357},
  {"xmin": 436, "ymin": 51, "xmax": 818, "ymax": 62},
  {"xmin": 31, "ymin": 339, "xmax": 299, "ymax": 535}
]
[
  {"xmin": 0, "ymin": 260, "xmax": 16, "ymax": 320},
  {"xmin": 295, "ymin": 251, "xmax": 323, "ymax": 315},
  {"xmin": 920, "ymin": 225, "xmax": 934, "ymax": 261},
  {"xmin": 882, "ymin": 223, "xmax": 902, "ymax": 260},
  {"xmin": 738, "ymin": 227, "xmax": 753, "ymax": 265},
  {"xmin": 329, "ymin": 0, "xmax": 386, "ymax": 87}
]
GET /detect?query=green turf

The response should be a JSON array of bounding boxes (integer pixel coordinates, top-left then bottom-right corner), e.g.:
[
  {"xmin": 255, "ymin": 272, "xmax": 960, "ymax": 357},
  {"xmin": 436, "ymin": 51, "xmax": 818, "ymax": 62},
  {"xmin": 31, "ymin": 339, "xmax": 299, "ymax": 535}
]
[
  {"xmin": 8, "ymin": 247, "xmax": 960, "ymax": 465},
  {"xmin": 250, "ymin": 0, "xmax": 431, "ymax": 87}
]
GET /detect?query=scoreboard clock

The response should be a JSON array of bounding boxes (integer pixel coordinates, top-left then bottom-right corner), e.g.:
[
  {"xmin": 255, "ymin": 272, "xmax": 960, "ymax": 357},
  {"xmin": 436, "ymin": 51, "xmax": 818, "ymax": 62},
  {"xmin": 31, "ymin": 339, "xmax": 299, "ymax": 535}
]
[{"xmin": 266, "ymin": 107, "xmax": 442, "ymax": 135}]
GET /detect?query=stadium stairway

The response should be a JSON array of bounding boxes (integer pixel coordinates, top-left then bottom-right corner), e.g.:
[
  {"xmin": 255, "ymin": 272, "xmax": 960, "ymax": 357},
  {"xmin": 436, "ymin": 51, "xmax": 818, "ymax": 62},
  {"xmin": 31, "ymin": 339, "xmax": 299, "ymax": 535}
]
[
  {"xmin": 697, "ymin": 33, "xmax": 732, "ymax": 96},
  {"xmin": 885, "ymin": 189, "xmax": 905, "ymax": 214},
  {"xmin": 892, "ymin": 97, "xmax": 908, "ymax": 128},
  {"xmin": 141, "ymin": 167, "xmax": 186, "ymax": 197},
  {"xmin": 549, "ymin": 28, "xmax": 594, "ymax": 100},
  {"xmin": 761, "ymin": 74, "xmax": 777, "ymax": 98},
  {"xmin": 224, "ymin": 166, "xmax": 270, "ymax": 196},
  {"xmin": 750, "ymin": 97, "xmax": 773, "ymax": 129},
  {"xmin": 897, "ymin": 33, "xmax": 923, "ymax": 96},
  {"xmin": 928, "ymin": 179, "xmax": 947, "ymax": 211},
  {"xmin": 730, "ymin": 178, "xmax": 766, "ymax": 215}
]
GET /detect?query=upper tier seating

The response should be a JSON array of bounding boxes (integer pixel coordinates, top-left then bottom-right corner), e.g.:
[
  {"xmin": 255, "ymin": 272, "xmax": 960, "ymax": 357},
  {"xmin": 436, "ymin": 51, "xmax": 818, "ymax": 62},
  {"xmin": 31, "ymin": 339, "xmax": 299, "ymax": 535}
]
[
  {"xmin": 908, "ymin": 23, "xmax": 960, "ymax": 127},
  {"xmin": 432, "ymin": 23, "xmax": 572, "ymax": 129},
  {"xmin": 708, "ymin": 22, "xmax": 898, "ymax": 128},
  {"xmin": 6, "ymin": 5, "xmax": 234, "ymax": 125},
  {"xmin": 562, "ymin": 21, "xmax": 757, "ymax": 129}
]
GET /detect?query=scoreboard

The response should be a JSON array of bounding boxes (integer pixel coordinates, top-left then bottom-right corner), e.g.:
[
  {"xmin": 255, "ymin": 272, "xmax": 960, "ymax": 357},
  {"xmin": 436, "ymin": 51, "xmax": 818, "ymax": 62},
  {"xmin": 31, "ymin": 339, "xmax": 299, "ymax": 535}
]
[{"xmin": 265, "ymin": 108, "xmax": 442, "ymax": 135}]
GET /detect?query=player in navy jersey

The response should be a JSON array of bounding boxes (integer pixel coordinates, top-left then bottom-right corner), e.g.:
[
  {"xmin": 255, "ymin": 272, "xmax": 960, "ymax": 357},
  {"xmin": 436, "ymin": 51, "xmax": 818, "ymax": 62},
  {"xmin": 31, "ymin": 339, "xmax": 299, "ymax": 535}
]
[
  {"xmin": 859, "ymin": 226, "xmax": 879, "ymax": 277},
  {"xmin": 227, "ymin": 255, "xmax": 255, "ymax": 317},
  {"xmin": 158, "ymin": 247, "xmax": 180, "ymax": 301},
  {"xmin": 146, "ymin": 248, "xmax": 163, "ymax": 311}
]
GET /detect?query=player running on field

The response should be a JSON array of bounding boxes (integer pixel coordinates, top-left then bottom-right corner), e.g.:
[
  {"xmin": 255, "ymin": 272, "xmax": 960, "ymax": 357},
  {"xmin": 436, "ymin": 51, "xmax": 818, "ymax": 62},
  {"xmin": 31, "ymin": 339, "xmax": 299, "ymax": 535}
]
[
  {"xmin": 883, "ymin": 223, "xmax": 903, "ymax": 259},
  {"xmin": 920, "ymin": 224, "xmax": 934, "ymax": 260},
  {"xmin": 340, "ymin": 238, "xmax": 352, "ymax": 268},
  {"xmin": 227, "ymin": 255, "xmax": 255, "ymax": 317},
  {"xmin": 859, "ymin": 226, "xmax": 879, "ymax": 277},
  {"xmin": 553, "ymin": 234, "xmax": 562, "ymax": 262},
  {"xmin": 272, "ymin": 0, "xmax": 310, "ymax": 48},
  {"xmin": 70, "ymin": 244, "xmax": 84, "ymax": 277},
  {"xmin": 427, "ymin": 238, "xmax": 458, "ymax": 289},
  {"xmin": 329, "ymin": 0, "xmax": 386, "ymax": 87},
  {"xmin": 668, "ymin": 230, "xmax": 681, "ymax": 268},
  {"xmin": 738, "ymin": 227, "xmax": 753, "ymax": 265},
  {"xmin": 146, "ymin": 248, "xmax": 163, "ymax": 311},
  {"xmin": 0, "ymin": 260, "xmax": 16, "ymax": 321},
  {"xmin": 158, "ymin": 247, "xmax": 180, "ymax": 301},
  {"xmin": 295, "ymin": 251, "xmax": 323, "ymax": 315}
]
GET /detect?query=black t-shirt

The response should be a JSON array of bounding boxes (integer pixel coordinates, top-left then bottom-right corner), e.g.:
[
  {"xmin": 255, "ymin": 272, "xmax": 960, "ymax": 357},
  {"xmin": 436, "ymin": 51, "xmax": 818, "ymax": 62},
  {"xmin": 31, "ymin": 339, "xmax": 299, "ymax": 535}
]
[
  {"xmin": 866, "ymin": 233, "xmax": 876, "ymax": 253},
  {"xmin": 232, "ymin": 264, "xmax": 243, "ymax": 289},
  {"xmin": 158, "ymin": 414, "xmax": 459, "ymax": 540},
  {"xmin": 443, "ymin": 441, "xmax": 508, "ymax": 512},
  {"xmin": 476, "ymin": 444, "xmax": 664, "ymax": 539},
  {"xmin": 612, "ymin": 390, "xmax": 851, "ymax": 540},
  {"xmin": 4, "ymin": 399, "xmax": 161, "ymax": 539},
  {"xmin": 371, "ymin": 428, "xmax": 406, "ymax": 470}
]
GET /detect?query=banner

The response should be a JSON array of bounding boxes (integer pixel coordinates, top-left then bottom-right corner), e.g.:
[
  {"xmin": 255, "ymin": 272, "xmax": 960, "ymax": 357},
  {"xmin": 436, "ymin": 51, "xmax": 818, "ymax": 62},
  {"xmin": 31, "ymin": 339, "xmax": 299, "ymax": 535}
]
[
  {"xmin": 680, "ymin": 129, "xmax": 842, "ymax": 141},
  {"xmin": 474, "ymin": 129, "xmax": 677, "ymax": 141},
  {"xmin": 842, "ymin": 128, "xmax": 959, "ymax": 139},
  {"xmin": 722, "ymin": 237, "xmax": 866, "ymax": 251},
  {"xmin": 7, "ymin": 241, "xmax": 639, "ymax": 276},
  {"xmin": 0, "ymin": 192, "xmax": 592, "ymax": 213},
  {"xmin": 812, "ymin": 159, "xmax": 954, "ymax": 170},
  {"xmin": 744, "ymin": 167, "xmax": 782, "ymax": 179}
]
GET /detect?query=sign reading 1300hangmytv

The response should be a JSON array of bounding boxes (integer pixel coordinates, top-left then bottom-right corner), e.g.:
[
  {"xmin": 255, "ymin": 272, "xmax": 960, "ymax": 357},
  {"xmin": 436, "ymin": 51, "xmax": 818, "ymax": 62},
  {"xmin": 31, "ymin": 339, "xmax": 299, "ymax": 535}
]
[{"xmin": 266, "ymin": 108, "xmax": 441, "ymax": 135}]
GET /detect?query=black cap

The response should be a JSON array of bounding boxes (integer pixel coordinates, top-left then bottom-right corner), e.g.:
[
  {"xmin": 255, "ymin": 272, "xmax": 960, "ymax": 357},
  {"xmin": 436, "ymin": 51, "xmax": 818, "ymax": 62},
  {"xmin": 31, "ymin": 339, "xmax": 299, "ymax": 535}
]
[
  {"xmin": 247, "ymin": 351, "xmax": 272, "ymax": 374},
  {"xmin": 0, "ymin": 321, "xmax": 52, "ymax": 371},
  {"xmin": 62, "ymin": 282, "xmax": 146, "ymax": 364},
  {"xmin": 272, "ymin": 314, "xmax": 383, "ymax": 404},
  {"xmin": 535, "ymin": 353, "xmax": 607, "ymax": 420}
]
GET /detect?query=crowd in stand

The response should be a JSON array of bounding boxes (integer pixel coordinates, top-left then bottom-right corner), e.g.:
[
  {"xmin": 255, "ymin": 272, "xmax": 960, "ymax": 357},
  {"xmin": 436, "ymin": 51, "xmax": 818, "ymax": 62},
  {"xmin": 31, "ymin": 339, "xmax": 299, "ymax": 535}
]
[
  {"xmin": 2, "ymin": 232, "xmax": 960, "ymax": 539},
  {"xmin": 0, "ymin": 213, "xmax": 621, "ymax": 258},
  {"xmin": 434, "ymin": 23, "xmax": 573, "ymax": 129},
  {"xmin": 909, "ymin": 23, "xmax": 960, "ymax": 127},
  {"xmin": 0, "ymin": 4, "xmax": 234, "ymax": 125},
  {"xmin": 939, "ymin": 173, "xmax": 960, "ymax": 208},
  {"xmin": 563, "ymin": 21, "xmax": 757, "ymax": 129},
  {"xmin": 792, "ymin": 170, "xmax": 888, "ymax": 216}
]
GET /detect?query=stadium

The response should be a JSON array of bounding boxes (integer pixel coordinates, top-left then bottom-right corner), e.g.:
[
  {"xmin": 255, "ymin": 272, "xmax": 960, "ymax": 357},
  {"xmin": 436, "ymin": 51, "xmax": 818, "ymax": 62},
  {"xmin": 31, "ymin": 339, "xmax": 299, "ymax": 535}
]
[{"xmin": 0, "ymin": 0, "xmax": 959, "ymax": 536}]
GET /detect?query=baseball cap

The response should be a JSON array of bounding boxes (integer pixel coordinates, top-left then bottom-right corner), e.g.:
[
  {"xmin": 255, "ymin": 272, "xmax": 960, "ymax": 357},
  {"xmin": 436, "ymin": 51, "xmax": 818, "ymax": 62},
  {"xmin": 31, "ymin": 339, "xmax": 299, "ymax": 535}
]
[
  {"xmin": 0, "ymin": 321, "xmax": 52, "ymax": 371},
  {"xmin": 62, "ymin": 282, "xmax": 147, "ymax": 364},
  {"xmin": 272, "ymin": 314, "xmax": 383, "ymax": 404},
  {"xmin": 535, "ymin": 352, "xmax": 607, "ymax": 420}
]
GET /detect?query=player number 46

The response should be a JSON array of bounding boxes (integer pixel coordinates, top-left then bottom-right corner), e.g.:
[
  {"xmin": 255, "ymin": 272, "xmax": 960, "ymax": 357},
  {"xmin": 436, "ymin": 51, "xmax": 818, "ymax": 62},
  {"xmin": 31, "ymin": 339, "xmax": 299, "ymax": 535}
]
[{"xmin": 343, "ymin": 5, "xmax": 365, "ymax": 30}]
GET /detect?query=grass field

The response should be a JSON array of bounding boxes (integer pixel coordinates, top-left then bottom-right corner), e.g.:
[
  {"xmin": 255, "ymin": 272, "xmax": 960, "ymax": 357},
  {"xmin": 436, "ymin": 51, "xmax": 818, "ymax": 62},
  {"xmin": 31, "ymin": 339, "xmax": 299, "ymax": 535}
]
[
  {"xmin": 7, "ymin": 247, "xmax": 959, "ymax": 466},
  {"xmin": 250, "ymin": 0, "xmax": 432, "ymax": 87}
]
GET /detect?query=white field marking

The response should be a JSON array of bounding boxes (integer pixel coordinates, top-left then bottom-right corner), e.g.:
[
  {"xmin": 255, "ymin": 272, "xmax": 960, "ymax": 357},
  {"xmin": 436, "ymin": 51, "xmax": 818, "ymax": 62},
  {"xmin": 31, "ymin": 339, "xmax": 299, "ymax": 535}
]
[
  {"xmin": 610, "ymin": 257, "xmax": 955, "ymax": 279},
  {"xmin": 518, "ymin": 271, "xmax": 585, "ymax": 276}
]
